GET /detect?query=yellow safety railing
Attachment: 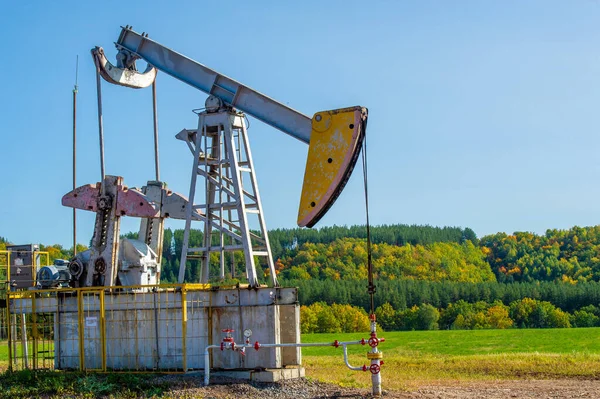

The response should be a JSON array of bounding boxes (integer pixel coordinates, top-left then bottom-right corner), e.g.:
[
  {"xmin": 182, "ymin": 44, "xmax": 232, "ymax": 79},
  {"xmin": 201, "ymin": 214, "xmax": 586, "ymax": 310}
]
[
  {"xmin": 34, "ymin": 251, "xmax": 50, "ymax": 268},
  {"xmin": 6, "ymin": 283, "xmax": 212, "ymax": 372},
  {"xmin": 0, "ymin": 250, "xmax": 10, "ymax": 284},
  {"xmin": 0, "ymin": 250, "xmax": 49, "ymax": 288},
  {"xmin": 0, "ymin": 251, "xmax": 9, "ymax": 343}
]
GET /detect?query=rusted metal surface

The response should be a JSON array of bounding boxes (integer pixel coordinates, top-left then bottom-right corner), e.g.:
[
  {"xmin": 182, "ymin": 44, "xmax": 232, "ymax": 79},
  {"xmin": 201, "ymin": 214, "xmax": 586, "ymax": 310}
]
[
  {"xmin": 62, "ymin": 182, "xmax": 158, "ymax": 218},
  {"xmin": 62, "ymin": 183, "xmax": 100, "ymax": 212},
  {"xmin": 115, "ymin": 184, "xmax": 158, "ymax": 218},
  {"xmin": 90, "ymin": 176, "xmax": 121, "ymax": 287},
  {"xmin": 63, "ymin": 176, "xmax": 204, "ymax": 288}
]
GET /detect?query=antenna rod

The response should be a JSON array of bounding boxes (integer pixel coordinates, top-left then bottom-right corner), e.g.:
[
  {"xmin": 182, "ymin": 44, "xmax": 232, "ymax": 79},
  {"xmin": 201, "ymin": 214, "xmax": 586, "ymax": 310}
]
[{"xmin": 73, "ymin": 55, "xmax": 78, "ymax": 256}]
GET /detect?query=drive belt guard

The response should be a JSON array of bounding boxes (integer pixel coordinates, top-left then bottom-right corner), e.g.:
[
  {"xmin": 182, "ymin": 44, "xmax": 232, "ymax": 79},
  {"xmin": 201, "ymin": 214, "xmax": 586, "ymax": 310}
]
[{"xmin": 298, "ymin": 106, "xmax": 368, "ymax": 228}]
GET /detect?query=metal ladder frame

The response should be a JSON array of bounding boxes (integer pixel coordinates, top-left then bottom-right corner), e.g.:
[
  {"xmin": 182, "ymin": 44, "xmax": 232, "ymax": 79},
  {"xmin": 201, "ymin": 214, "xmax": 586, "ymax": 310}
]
[{"xmin": 178, "ymin": 110, "xmax": 278, "ymax": 287}]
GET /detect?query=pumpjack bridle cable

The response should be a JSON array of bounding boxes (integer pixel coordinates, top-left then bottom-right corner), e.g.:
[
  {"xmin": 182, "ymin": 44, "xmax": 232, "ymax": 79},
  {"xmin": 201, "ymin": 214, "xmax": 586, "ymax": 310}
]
[{"xmin": 361, "ymin": 131, "xmax": 375, "ymax": 316}]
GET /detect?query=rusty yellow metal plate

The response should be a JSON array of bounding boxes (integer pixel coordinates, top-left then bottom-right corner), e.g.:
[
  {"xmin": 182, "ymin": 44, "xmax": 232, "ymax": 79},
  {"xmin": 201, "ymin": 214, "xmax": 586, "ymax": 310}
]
[{"xmin": 297, "ymin": 106, "xmax": 368, "ymax": 228}]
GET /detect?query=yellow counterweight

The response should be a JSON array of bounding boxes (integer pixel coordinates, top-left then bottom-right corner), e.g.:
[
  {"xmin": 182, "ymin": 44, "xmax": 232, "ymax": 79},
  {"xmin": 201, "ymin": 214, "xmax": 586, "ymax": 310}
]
[{"xmin": 298, "ymin": 106, "xmax": 368, "ymax": 228}]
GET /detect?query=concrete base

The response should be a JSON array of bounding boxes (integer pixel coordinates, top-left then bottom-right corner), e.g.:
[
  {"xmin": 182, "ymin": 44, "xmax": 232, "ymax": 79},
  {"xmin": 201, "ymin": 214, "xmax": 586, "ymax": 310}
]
[
  {"xmin": 9, "ymin": 286, "xmax": 302, "ymax": 372},
  {"xmin": 209, "ymin": 366, "xmax": 305, "ymax": 383}
]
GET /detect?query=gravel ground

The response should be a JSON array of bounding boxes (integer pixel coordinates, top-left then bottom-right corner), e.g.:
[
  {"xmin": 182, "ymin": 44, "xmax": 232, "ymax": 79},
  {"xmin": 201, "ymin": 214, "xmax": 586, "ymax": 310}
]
[
  {"xmin": 408, "ymin": 380, "xmax": 600, "ymax": 399},
  {"xmin": 150, "ymin": 376, "xmax": 600, "ymax": 398}
]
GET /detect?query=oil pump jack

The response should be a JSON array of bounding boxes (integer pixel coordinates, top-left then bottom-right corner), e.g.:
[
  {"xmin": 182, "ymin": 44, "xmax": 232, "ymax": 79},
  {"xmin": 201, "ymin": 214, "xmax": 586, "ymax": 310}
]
[{"xmin": 63, "ymin": 26, "xmax": 368, "ymax": 289}]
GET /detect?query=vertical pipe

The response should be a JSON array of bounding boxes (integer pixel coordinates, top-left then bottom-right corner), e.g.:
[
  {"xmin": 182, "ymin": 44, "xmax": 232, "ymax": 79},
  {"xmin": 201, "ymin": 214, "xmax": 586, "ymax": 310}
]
[
  {"xmin": 56, "ymin": 295, "xmax": 62, "ymax": 369},
  {"xmin": 181, "ymin": 287, "xmax": 187, "ymax": 372},
  {"xmin": 94, "ymin": 65, "xmax": 106, "ymax": 191},
  {"xmin": 100, "ymin": 290, "xmax": 106, "ymax": 371},
  {"xmin": 20, "ymin": 313, "xmax": 28, "ymax": 369},
  {"xmin": 371, "ymin": 357, "xmax": 382, "ymax": 396},
  {"xmin": 153, "ymin": 291, "xmax": 160, "ymax": 369},
  {"xmin": 152, "ymin": 80, "xmax": 160, "ymax": 181},
  {"xmin": 73, "ymin": 57, "xmax": 78, "ymax": 256},
  {"xmin": 11, "ymin": 314, "xmax": 17, "ymax": 370},
  {"xmin": 32, "ymin": 294, "xmax": 37, "ymax": 370},
  {"xmin": 77, "ymin": 290, "xmax": 85, "ymax": 370},
  {"xmin": 369, "ymin": 319, "xmax": 382, "ymax": 396},
  {"xmin": 6, "ymin": 295, "xmax": 12, "ymax": 371},
  {"xmin": 207, "ymin": 292, "xmax": 213, "ymax": 367},
  {"xmin": 204, "ymin": 348, "xmax": 210, "ymax": 386}
]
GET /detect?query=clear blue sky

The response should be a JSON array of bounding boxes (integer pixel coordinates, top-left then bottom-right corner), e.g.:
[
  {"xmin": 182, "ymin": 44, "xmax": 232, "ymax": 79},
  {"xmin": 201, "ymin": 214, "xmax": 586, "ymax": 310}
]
[{"xmin": 1, "ymin": 1, "xmax": 599, "ymax": 248}]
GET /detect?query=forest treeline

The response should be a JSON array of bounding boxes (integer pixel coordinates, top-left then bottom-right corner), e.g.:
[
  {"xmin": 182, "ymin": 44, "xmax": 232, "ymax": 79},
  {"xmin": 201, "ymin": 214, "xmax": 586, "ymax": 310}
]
[
  {"xmin": 274, "ymin": 225, "xmax": 600, "ymax": 284},
  {"xmin": 130, "ymin": 224, "xmax": 483, "ymax": 284},
  {"xmin": 378, "ymin": 297, "xmax": 600, "ymax": 331},
  {"xmin": 268, "ymin": 224, "xmax": 476, "ymax": 255},
  {"xmin": 6, "ymin": 224, "xmax": 600, "ymax": 297},
  {"xmin": 301, "ymin": 298, "xmax": 600, "ymax": 333},
  {"xmin": 7, "ymin": 224, "xmax": 600, "ymax": 330},
  {"xmin": 6, "ymin": 224, "xmax": 600, "ymax": 285},
  {"xmin": 481, "ymin": 227, "xmax": 600, "ymax": 283},
  {"xmin": 286, "ymin": 279, "xmax": 600, "ymax": 313},
  {"xmin": 159, "ymin": 224, "xmax": 600, "ymax": 285}
]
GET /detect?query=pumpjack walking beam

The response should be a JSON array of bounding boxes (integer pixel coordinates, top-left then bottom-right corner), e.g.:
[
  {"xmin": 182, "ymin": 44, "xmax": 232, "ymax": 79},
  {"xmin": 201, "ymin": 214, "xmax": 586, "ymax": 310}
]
[
  {"xmin": 92, "ymin": 26, "xmax": 368, "ymax": 286},
  {"xmin": 108, "ymin": 26, "xmax": 368, "ymax": 228},
  {"xmin": 114, "ymin": 27, "xmax": 312, "ymax": 144}
]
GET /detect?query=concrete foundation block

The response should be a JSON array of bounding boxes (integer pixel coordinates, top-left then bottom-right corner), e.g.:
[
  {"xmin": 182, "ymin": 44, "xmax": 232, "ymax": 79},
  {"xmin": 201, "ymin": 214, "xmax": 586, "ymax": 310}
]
[{"xmin": 210, "ymin": 366, "xmax": 305, "ymax": 383}]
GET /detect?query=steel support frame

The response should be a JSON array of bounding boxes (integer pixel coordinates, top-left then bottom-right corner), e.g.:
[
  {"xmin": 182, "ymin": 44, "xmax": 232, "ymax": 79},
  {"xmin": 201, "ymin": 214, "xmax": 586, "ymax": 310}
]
[{"xmin": 178, "ymin": 110, "xmax": 277, "ymax": 287}]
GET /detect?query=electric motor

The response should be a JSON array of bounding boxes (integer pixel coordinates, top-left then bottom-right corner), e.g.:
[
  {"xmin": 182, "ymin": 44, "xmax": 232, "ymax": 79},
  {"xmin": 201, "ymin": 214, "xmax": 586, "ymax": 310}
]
[{"xmin": 37, "ymin": 265, "xmax": 71, "ymax": 289}]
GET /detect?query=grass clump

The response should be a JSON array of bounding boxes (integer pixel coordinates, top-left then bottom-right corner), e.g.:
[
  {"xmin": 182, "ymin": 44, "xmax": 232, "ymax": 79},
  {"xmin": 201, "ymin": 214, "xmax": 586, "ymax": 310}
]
[{"xmin": 0, "ymin": 370, "xmax": 168, "ymax": 398}]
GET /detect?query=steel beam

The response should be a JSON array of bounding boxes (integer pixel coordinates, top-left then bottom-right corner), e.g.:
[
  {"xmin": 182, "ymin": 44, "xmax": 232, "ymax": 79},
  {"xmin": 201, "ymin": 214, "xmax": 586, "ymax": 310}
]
[{"xmin": 116, "ymin": 27, "xmax": 312, "ymax": 143}]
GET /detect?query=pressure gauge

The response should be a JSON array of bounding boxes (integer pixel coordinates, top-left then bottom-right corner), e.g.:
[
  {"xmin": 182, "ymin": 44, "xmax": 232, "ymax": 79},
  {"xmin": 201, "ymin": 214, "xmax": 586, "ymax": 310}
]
[{"xmin": 243, "ymin": 329, "xmax": 253, "ymax": 338}]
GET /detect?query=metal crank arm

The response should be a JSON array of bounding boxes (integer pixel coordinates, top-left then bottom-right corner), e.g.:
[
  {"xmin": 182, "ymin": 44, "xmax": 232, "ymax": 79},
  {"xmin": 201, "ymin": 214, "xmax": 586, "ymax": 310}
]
[
  {"xmin": 62, "ymin": 182, "xmax": 158, "ymax": 218},
  {"xmin": 161, "ymin": 190, "xmax": 205, "ymax": 220}
]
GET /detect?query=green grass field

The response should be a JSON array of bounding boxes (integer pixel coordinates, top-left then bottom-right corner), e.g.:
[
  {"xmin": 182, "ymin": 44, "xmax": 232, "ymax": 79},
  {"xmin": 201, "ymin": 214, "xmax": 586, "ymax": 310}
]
[
  {"xmin": 301, "ymin": 328, "xmax": 600, "ymax": 389},
  {"xmin": 1, "ymin": 328, "xmax": 600, "ymax": 395},
  {"xmin": 302, "ymin": 328, "xmax": 600, "ymax": 356}
]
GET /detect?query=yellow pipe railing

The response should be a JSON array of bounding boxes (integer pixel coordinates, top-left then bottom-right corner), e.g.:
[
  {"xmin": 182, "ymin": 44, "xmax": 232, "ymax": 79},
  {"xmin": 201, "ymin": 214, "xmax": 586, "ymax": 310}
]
[
  {"xmin": 6, "ymin": 283, "xmax": 213, "ymax": 372},
  {"xmin": 0, "ymin": 250, "xmax": 10, "ymax": 283}
]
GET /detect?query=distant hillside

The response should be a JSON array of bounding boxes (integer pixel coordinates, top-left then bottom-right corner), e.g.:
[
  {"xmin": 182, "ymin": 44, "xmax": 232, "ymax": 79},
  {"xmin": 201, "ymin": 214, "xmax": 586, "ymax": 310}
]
[
  {"xmin": 276, "ymin": 238, "xmax": 495, "ymax": 283},
  {"xmin": 9, "ymin": 224, "xmax": 600, "ymax": 285},
  {"xmin": 268, "ymin": 224, "xmax": 477, "ymax": 260},
  {"xmin": 480, "ymin": 226, "xmax": 600, "ymax": 283}
]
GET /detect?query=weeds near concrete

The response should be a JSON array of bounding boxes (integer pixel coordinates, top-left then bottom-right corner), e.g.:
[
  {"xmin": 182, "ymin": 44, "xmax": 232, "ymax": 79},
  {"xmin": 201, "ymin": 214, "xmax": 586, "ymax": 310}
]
[{"xmin": 0, "ymin": 370, "xmax": 168, "ymax": 398}]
